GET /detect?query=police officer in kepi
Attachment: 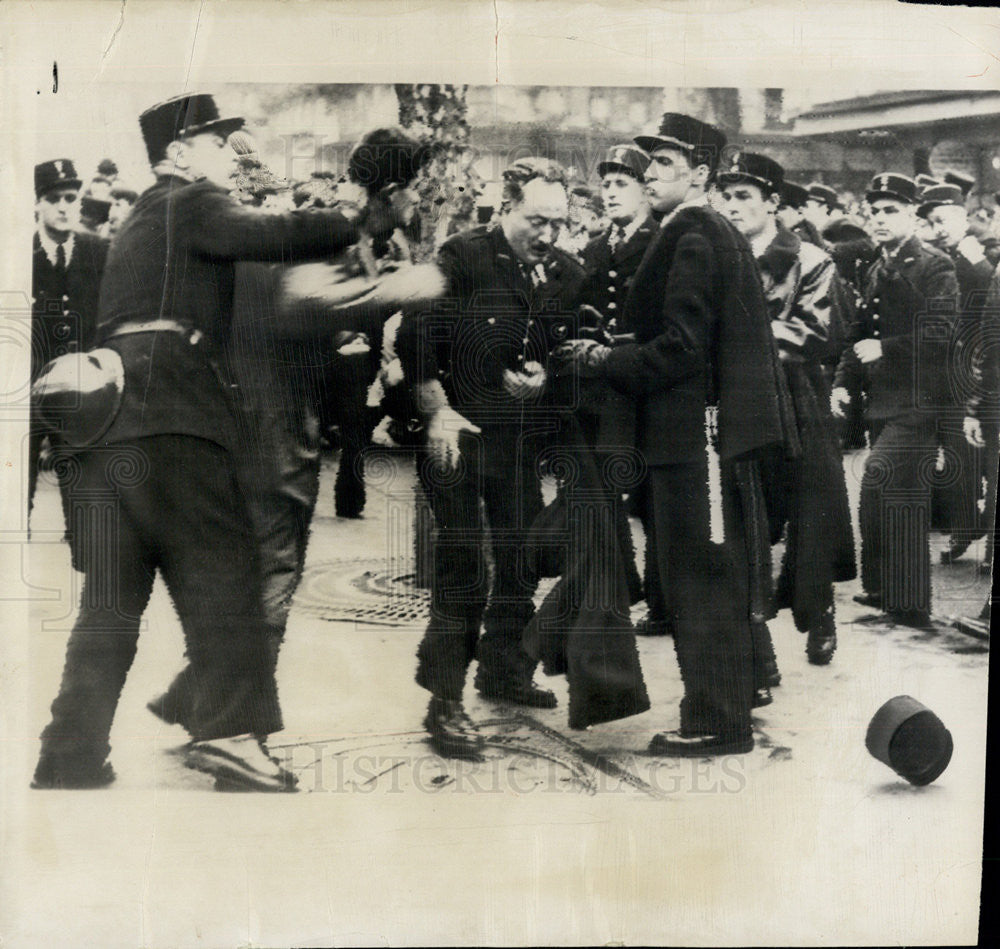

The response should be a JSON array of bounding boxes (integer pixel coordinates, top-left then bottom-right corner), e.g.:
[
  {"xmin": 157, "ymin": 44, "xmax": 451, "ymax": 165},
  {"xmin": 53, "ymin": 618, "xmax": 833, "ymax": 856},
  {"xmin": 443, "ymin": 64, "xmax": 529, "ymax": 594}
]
[
  {"xmin": 832, "ymin": 173, "xmax": 959, "ymax": 627},
  {"xmin": 576, "ymin": 144, "xmax": 660, "ymax": 629},
  {"xmin": 32, "ymin": 93, "xmax": 399, "ymax": 792},
  {"xmin": 30, "ymin": 159, "xmax": 109, "ymax": 518},
  {"xmin": 717, "ymin": 151, "xmax": 855, "ymax": 681},
  {"xmin": 918, "ymin": 182, "xmax": 996, "ymax": 564},
  {"xmin": 557, "ymin": 114, "xmax": 793, "ymax": 757}
]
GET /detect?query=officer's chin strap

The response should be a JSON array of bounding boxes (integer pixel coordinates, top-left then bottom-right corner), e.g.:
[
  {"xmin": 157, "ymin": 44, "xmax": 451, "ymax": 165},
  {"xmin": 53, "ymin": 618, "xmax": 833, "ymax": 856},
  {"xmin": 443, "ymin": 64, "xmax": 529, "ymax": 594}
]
[{"xmin": 706, "ymin": 405, "xmax": 725, "ymax": 545}]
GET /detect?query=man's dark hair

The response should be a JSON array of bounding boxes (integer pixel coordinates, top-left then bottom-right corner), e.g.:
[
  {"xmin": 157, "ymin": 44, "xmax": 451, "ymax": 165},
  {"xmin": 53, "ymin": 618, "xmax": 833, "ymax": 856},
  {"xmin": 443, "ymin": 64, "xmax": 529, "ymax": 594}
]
[
  {"xmin": 347, "ymin": 127, "xmax": 432, "ymax": 196},
  {"xmin": 500, "ymin": 157, "xmax": 567, "ymax": 212}
]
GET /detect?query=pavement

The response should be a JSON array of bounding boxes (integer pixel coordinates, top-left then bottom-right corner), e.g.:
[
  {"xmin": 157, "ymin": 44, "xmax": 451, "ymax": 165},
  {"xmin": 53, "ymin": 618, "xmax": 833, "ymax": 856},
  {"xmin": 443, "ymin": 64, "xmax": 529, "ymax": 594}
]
[{"xmin": 2, "ymin": 446, "xmax": 992, "ymax": 947}]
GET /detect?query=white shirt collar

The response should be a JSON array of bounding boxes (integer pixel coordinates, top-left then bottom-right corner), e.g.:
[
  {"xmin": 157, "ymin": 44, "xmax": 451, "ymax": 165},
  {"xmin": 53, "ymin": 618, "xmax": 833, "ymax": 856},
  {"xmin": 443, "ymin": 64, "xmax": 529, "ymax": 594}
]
[{"xmin": 37, "ymin": 227, "xmax": 74, "ymax": 267}]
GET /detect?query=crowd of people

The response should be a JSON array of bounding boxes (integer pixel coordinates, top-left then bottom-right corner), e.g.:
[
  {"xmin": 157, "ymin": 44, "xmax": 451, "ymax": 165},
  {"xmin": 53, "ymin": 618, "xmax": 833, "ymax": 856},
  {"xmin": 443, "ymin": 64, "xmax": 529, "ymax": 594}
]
[{"xmin": 28, "ymin": 91, "xmax": 998, "ymax": 791}]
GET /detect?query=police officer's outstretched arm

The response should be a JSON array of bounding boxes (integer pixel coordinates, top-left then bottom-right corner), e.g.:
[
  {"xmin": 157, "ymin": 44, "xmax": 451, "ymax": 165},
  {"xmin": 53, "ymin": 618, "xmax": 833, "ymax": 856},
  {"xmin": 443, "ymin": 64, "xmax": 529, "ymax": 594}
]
[{"xmin": 182, "ymin": 181, "xmax": 398, "ymax": 263}]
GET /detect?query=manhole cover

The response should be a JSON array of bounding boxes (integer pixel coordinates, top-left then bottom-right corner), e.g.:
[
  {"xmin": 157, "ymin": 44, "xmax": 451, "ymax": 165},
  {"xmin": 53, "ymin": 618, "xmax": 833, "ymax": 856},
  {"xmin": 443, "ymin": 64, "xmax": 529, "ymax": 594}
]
[{"xmin": 294, "ymin": 558, "xmax": 430, "ymax": 626}]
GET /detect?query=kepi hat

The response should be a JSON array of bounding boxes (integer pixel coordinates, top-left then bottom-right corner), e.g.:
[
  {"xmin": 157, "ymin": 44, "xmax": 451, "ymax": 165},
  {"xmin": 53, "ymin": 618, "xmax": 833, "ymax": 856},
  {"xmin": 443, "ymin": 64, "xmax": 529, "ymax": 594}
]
[
  {"xmin": 139, "ymin": 93, "xmax": 245, "ymax": 165},
  {"xmin": 597, "ymin": 144, "xmax": 650, "ymax": 182},
  {"xmin": 35, "ymin": 159, "xmax": 82, "ymax": 199}
]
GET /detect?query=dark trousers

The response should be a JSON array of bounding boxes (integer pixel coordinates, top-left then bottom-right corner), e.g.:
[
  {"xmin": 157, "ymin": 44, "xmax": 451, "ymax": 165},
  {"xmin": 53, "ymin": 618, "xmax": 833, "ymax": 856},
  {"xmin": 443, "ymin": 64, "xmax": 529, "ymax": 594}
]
[
  {"xmin": 415, "ymin": 438, "xmax": 544, "ymax": 701},
  {"xmin": 860, "ymin": 414, "xmax": 938, "ymax": 613},
  {"xmin": 648, "ymin": 460, "xmax": 755, "ymax": 741},
  {"xmin": 935, "ymin": 420, "xmax": 983, "ymax": 540},
  {"xmin": 327, "ymin": 352, "xmax": 376, "ymax": 519},
  {"xmin": 38, "ymin": 436, "xmax": 282, "ymax": 773}
]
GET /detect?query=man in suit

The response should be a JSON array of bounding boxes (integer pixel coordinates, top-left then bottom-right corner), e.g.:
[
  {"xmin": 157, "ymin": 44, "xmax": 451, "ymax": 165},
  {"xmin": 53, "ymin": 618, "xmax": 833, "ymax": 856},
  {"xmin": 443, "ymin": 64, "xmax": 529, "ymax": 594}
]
[
  {"xmin": 832, "ymin": 174, "xmax": 959, "ymax": 627},
  {"xmin": 557, "ymin": 114, "xmax": 790, "ymax": 757},
  {"xmin": 30, "ymin": 159, "xmax": 109, "ymax": 518},
  {"xmin": 718, "ymin": 152, "xmax": 855, "ymax": 680},
  {"xmin": 32, "ymin": 93, "xmax": 396, "ymax": 792},
  {"xmin": 396, "ymin": 157, "xmax": 585, "ymax": 759},
  {"xmin": 919, "ymin": 183, "xmax": 996, "ymax": 564}
]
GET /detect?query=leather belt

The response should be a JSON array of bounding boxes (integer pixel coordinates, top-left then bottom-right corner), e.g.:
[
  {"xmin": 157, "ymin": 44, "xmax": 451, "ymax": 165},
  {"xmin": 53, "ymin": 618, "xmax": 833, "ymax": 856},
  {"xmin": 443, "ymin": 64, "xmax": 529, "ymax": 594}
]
[{"xmin": 107, "ymin": 319, "xmax": 203, "ymax": 344}]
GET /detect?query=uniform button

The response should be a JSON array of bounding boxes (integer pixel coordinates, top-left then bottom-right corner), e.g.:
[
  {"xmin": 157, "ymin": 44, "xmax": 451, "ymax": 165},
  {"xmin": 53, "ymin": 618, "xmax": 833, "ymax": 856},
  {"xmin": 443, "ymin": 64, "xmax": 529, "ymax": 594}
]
[
  {"xmin": 872, "ymin": 297, "xmax": 880, "ymax": 305},
  {"xmin": 62, "ymin": 295, "xmax": 69, "ymax": 302},
  {"xmin": 608, "ymin": 270, "xmax": 617, "ymax": 278},
  {"xmin": 872, "ymin": 312, "xmax": 879, "ymax": 321},
  {"xmin": 607, "ymin": 301, "xmax": 617, "ymax": 310},
  {"xmin": 517, "ymin": 354, "xmax": 525, "ymax": 363},
  {"xmin": 608, "ymin": 285, "xmax": 616, "ymax": 294}
]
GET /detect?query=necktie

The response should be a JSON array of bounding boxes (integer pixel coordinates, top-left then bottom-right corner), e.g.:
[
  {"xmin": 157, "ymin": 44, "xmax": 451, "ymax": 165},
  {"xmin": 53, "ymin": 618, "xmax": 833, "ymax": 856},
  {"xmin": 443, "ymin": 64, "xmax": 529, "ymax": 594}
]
[
  {"xmin": 55, "ymin": 242, "xmax": 66, "ymax": 271},
  {"xmin": 609, "ymin": 225, "xmax": 626, "ymax": 253}
]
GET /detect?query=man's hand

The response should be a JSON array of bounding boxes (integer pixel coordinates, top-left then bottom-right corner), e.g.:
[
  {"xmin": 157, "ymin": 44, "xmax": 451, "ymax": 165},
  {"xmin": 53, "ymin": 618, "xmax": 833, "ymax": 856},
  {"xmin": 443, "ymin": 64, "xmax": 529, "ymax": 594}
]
[
  {"xmin": 853, "ymin": 339, "xmax": 882, "ymax": 365},
  {"xmin": 964, "ymin": 415, "xmax": 985, "ymax": 448},
  {"xmin": 502, "ymin": 361, "xmax": 546, "ymax": 401},
  {"xmin": 334, "ymin": 331, "xmax": 371, "ymax": 356},
  {"xmin": 551, "ymin": 339, "xmax": 612, "ymax": 377},
  {"xmin": 831, "ymin": 386, "xmax": 851, "ymax": 419},
  {"xmin": 426, "ymin": 407, "xmax": 481, "ymax": 470}
]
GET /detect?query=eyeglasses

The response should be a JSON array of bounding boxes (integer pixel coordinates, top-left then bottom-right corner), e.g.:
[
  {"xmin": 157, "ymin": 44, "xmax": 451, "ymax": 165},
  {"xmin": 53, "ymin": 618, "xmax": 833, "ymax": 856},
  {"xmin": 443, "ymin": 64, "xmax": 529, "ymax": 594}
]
[{"xmin": 43, "ymin": 192, "xmax": 78, "ymax": 205}]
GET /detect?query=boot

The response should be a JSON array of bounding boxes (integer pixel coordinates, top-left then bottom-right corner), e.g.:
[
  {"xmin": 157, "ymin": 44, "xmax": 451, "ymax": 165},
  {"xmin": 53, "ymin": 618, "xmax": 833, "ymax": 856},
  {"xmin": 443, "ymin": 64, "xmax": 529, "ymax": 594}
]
[{"xmin": 806, "ymin": 609, "xmax": 837, "ymax": 666}]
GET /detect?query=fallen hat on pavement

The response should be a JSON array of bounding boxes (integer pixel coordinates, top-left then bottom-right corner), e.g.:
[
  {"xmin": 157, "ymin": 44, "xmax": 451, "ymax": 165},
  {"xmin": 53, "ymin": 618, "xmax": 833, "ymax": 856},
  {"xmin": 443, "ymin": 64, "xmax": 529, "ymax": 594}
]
[{"xmin": 865, "ymin": 695, "xmax": 954, "ymax": 786}]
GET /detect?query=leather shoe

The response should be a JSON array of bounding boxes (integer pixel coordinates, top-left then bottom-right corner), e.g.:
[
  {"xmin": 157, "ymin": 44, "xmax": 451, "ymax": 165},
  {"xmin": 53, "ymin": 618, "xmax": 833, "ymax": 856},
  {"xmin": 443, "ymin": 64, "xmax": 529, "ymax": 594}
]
[
  {"xmin": 752, "ymin": 687, "xmax": 772, "ymax": 709},
  {"xmin": 806, "ymin": 611, "xmax": 837, "ymax": 666},
  {"xmin": 762, "ymin": 658, "xmax": 781, "ymax": 689},
  {"xmin": 852, "ymin": 591, "xmax": 883, "ymax": 609},
  {"xmin": 475, "ymin": 677, "xmax": 558, "ymax": 709},
  {"xmin": 184, "ymin": 735, "xmax": 298, "ymax": 792},
  {"xmin": 424, "ymin": 697, "xmax": 485, "ymax": 760},
  {"xmin": 648, "ymin": 730, "xmax": 753, "ymax": 757},
  {"xmin": 31, "ymin": 757, "xmax": 116, "ymax": 790}
]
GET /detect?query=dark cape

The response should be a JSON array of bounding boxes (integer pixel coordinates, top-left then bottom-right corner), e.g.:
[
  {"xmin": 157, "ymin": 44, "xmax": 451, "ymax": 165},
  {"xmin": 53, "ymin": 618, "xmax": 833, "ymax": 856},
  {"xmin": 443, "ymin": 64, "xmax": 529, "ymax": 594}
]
[
  {"xmin": 608, "ymin": 204, "xmax": 797, "ymax": 465},
  {"xmin": 522, "ymin": 407, "xmax": 650, "ymax": 730}
]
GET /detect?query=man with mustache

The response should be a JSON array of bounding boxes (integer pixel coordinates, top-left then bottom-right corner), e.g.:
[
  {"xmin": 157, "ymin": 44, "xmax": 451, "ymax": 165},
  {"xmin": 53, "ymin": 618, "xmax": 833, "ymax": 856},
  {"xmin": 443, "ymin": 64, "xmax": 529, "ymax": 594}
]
[{"xmin": 397, "ymin": 157, "xmax": 585, "ymax": 758}]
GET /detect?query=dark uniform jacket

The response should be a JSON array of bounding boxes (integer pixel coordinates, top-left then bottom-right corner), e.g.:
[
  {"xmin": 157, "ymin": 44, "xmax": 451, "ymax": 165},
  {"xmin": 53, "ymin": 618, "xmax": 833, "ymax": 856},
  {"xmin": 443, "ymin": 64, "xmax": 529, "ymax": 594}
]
[
  {"xmin": 834, "ymin": 234, "xmax": 959, "ymax": 421},
  {"xmin": 396, "ymin": 224, "xmax": 584, "ymax": 460},
  {"xmin": 95, "ymin": 175, "xmax": 360, "ymax": 451},
  {"xmin": 577, "ymin": 214, "xmax": 658, "ymax": 331},
  {"xmin": 599, "ymin": 203, "xmax": 789, "ymax": 467},
  {"xmin": 31, "ymin": 230, "xmax": 108, "ymax": 377}
]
